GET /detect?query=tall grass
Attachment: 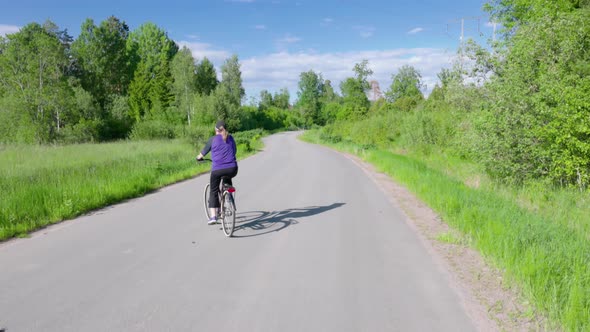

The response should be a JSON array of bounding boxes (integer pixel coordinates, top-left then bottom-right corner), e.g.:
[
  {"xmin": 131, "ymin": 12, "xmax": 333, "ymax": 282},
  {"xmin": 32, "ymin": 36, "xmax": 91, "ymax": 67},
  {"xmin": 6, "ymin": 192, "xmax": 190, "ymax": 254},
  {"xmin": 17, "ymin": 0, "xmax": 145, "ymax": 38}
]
[
  {"xmin": 0, "ymin": 131, "xmax": 263, "ymax": 241},
  {"xmin": 302, "ymin": 130, "xmax": 590, "ymax": 331}
]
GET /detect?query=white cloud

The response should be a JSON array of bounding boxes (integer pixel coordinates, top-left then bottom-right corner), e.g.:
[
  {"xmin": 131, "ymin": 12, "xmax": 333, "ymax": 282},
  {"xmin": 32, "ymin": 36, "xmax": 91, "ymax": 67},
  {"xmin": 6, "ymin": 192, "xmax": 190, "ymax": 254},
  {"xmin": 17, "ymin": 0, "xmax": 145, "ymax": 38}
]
[
  {"xmin": 177, "ymin": 40, "xmax": 231, "ymax": 64},
  {"xmin": 322, "ymin": 18, "xmax": 334, "ymax": 26},
  {"xmin": 178, "ymin": 38, "xmax": 456, "ymax": 102},
  {"xmin": 354, "ymin": 25, "xmax": 376, "ymax": 38},
  {"xmin": 0, "ymin": 24, "xmax": 20, "ymax": 36},
  {"xmin": 408, "ymin": 27, "xmax": 424, "ymax": 35},
  {"xmin": 240, "ymin": 48, "xmax": 456, "ymax": 102},
  {"xmin": 277, "ymin": 35, "xmax": 301, "ymax": 44},
  {"xmin": 255, "ymin": 24, "xmax": 267, "ymax": 30},
  {"xmin": 275, "ymin": 34, "xmax": 302, "ymax": 51}
]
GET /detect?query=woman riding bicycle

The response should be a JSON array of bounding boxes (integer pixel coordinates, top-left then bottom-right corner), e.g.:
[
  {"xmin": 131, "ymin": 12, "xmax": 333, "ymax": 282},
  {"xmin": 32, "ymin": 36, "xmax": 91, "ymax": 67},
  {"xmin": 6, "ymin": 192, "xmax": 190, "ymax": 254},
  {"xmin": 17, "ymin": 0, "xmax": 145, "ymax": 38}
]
[{"xmin": 196, "ymin": 120, "xmax": 238, "ymax": 225}]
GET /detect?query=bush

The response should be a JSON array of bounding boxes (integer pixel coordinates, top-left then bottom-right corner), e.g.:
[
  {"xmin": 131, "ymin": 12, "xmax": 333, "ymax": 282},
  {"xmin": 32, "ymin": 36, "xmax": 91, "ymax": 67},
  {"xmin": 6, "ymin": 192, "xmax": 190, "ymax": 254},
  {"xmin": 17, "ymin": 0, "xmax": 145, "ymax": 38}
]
[
  {"xmin": 130, "ymin": 120, "xmax": 176, "ymax": 140},
  {"xmin": 232, "ymin": 128, "xmax": 264, "ymax": 152},
  {"xmin": 58, "ymin": 119, "xmax": 101, "ymax": 144},
  {"xmin": 175, "ymin": 125, "xmax": 212, "ymax": 148},
  {"xmin": 478, "ymin": 10, "xmax": 590, "ymax": 188}
]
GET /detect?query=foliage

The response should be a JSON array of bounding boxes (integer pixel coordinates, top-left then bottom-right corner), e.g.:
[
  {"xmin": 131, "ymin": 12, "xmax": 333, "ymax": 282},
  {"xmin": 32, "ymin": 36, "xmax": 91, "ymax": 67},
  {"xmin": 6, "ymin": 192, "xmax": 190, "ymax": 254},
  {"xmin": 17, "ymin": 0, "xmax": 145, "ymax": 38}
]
[
  {"xmin": 0, "ymin": 16, "xmax": 298, "ymax": 147},
  {"xmin": 478, "ymin": 9, "xmax": 590, "ymax": 188},
  {"xmin": 258, "ymin": 90, "xmax": 273, "ymax": 110},
  {"xmin": 194, "ymin": 57, "xmax": 218, "ymax": 96},
  {"xmin": 339, "ymin": 78, "xmax": 370, "ymax": 117},
  {"xmin": 130, "ymin": 120, "xmax": 176, "ymax": 140},
  {"xmin": 239, "ymin": 105, "xmax": 300, "ymax": 131},
  {"xmin": 127, "ymin": 22, "xmax": 178, "ymax": 121},
  {"xmin": 273, "ymin": 88, "xmax": 290, "ymax": 109},
  {"xmin": 171, "ymin": 46, "xmax": 198, "ymax": 126},
  {"xmin": 385, "ymin": 65, "xmax": 424, "ymax": 105},
  {"xmin": 295, "ymin": 70, "xmax": 324, "ymax": 126},
  {"xmin": 320, "ymin": 79, "xmax": 339, "ymax": 104},
  {"xmin": 0, "ymin": 22, "xmax": 73, "ymax": 143},
  {"xmin": 339, "ymin": 60, "xmax": 372, "ymax": 119},
  {"xmin": 484, "ymin": 0, "xmax": 586, "ymax": 37},
  {"xmin": 213, "ymin": 54, "xmax": 245, "ymax": 130},
  {"xmin": 71, "ymin": 16, "xmax": 132, "ymax": 112}
]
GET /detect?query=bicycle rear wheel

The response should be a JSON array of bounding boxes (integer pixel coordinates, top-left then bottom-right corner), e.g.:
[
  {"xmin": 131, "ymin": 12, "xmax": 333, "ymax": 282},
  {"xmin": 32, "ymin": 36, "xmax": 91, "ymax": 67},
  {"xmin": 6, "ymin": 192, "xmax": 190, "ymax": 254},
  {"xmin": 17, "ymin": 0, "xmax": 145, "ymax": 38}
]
[
  {"xmin": 203, "ymin": 183, "xmax": 211, "ymax": 220},
  {"xmin": 221, "ymin": 192, "xmax": 235, "ymax": 237}
]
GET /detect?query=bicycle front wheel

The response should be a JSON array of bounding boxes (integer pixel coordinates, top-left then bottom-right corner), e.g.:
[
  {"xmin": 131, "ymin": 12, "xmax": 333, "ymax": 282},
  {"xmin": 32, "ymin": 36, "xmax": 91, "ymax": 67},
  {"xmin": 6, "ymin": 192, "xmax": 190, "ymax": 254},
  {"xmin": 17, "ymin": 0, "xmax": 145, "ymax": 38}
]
[
  {"xmin": 221, "ymin": 193, "xmax": 235, "ymax": 237},
  {"xmin": 203, "ymin": 183, "xmax": 211, "ymax": 220}
]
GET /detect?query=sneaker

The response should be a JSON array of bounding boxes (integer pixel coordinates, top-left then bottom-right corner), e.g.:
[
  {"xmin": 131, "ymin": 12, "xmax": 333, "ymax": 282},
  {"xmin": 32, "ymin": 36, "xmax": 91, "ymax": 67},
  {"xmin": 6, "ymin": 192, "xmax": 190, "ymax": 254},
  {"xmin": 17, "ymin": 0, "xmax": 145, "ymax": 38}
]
[{"xmin": 208, "ymin": 217, "xmax": 217, "ymax": 225}]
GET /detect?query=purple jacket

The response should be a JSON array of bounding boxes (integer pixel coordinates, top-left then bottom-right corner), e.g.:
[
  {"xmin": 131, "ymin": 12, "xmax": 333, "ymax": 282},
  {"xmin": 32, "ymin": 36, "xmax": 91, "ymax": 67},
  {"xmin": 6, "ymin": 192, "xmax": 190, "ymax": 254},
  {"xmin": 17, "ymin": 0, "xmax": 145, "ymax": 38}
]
[{"xmin": 201, "ymin": 135, "xmax": 237, "ymax": 171}]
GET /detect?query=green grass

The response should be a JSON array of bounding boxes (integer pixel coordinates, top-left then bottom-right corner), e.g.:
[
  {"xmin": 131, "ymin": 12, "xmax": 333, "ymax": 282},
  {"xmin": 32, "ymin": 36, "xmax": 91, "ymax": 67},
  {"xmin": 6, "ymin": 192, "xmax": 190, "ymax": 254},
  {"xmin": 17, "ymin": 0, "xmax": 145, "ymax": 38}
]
[
  {"xmin": 301, "ymin": 129, "xmax": 590, "ymax": 331},
  {"xmin": 436, "ymin": 231, "xmax": 467, "ymax": 245},
  {"xmin": 0, "ymin": 132, "xmax": 263, "ymax": 241}
]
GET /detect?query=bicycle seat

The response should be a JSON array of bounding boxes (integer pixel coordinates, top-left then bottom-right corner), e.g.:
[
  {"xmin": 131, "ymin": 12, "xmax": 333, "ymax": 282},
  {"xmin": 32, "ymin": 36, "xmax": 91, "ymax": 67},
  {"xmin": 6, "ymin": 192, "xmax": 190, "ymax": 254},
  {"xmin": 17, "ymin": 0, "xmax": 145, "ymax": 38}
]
[{"xmin": 220, "ymin": 177, "xmax": 235, "ymax": 191}]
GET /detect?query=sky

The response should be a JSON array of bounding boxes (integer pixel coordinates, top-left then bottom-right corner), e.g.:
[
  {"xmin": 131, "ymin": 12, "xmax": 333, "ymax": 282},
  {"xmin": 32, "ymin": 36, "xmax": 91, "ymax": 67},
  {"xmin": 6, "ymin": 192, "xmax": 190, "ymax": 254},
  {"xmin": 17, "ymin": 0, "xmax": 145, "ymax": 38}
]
[{"xmin": 0, "ymin": 0, "xmax": 495, "ymax": 103}]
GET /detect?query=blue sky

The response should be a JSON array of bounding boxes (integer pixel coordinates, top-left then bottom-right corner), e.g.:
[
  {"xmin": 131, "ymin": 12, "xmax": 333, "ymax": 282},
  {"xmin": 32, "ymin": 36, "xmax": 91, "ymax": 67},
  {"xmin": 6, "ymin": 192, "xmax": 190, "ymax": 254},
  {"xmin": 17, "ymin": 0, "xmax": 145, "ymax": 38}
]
[{"xmin": 0, "ymin": 0, "xmax": 494, "ymax": 102}]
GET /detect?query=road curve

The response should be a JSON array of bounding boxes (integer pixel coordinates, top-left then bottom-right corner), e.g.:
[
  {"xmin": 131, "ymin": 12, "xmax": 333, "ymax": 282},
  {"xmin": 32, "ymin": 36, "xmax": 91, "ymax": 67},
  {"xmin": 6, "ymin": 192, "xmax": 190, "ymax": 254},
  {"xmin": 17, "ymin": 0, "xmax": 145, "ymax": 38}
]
[{"xmin": 0, "ymin": 132, "xmax": 477, "ymax": 331}]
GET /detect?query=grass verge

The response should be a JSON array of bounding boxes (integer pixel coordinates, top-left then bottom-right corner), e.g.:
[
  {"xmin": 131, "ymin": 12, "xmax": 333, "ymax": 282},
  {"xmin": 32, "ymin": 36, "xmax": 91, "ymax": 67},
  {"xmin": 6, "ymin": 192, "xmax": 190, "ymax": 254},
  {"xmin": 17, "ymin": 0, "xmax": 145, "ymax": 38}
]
[
  {"xmin": 0, "ymin": 129, "xmax": 264, "ymax": 241},
  {"xmin": 301, "ymin": 129, "xmax": 590, "ymax": 331}
]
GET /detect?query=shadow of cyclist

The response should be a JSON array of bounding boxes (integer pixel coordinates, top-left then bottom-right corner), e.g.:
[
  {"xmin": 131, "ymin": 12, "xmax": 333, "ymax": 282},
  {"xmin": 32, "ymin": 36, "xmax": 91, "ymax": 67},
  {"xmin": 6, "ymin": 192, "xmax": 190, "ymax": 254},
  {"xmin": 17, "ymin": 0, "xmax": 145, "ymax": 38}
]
[{"xmin": 232, "ymin": 202, "xmax": 346, "ymax": 238}]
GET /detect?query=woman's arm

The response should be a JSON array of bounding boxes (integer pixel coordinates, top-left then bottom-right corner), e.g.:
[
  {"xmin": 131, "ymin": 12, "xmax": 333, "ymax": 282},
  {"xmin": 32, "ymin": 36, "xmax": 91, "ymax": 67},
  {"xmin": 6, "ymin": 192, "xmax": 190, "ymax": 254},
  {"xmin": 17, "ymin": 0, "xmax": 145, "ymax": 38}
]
[{"xmin": 197, "ymin": 136, "xmax": 215, "ymax": 160}]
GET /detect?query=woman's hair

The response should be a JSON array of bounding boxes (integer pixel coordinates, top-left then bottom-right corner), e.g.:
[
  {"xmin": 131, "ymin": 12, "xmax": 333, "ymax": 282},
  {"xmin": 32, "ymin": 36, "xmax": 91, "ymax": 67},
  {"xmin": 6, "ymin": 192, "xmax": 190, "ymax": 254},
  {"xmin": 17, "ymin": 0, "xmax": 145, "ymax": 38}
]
[
  {"xmin": 216, "ymin": 120, "xmax": 228, "ymax": 143},
  {"xmin": 220, "ymin": 127, "xmax": 228, "ymax": 143}
]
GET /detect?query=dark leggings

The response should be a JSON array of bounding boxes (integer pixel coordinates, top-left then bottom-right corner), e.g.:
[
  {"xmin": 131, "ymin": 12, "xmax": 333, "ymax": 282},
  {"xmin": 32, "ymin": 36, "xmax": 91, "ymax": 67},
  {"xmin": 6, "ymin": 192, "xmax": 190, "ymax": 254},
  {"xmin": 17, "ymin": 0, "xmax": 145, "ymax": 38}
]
[{"xmin": 209, "ymin": 166, "xmax": 238, "ymax": 208}]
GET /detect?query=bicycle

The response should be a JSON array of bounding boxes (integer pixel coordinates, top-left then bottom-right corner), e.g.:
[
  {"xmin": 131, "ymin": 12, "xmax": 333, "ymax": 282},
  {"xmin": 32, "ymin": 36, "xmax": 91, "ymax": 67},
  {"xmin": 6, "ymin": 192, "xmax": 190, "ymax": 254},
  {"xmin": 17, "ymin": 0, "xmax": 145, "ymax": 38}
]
[{"xmin": 198, "ymin": 159, "xmax": 237, "ymax": 237}]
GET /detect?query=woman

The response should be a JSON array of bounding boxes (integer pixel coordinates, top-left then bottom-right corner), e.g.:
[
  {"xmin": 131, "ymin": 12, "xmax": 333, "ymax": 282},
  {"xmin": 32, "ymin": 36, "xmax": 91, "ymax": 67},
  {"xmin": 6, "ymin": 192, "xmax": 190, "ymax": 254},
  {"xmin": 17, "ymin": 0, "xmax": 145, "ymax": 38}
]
[{"xmin": 196, "ymin": 120, "xmax": 238, "ymax": 224}]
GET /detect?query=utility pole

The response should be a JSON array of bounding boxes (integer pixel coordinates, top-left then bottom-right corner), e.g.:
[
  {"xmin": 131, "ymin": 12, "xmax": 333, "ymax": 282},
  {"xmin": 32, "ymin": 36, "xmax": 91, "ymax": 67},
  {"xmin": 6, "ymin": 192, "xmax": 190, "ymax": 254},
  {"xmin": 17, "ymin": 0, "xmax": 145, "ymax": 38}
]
[
  {"xmin": 447, "ymin": 16, "xmax": 481, "ymax": 49},
  {"xmin": 447, "ymin": 16, "xmax": 482, "ymax": 69},
  {"xmin": 492, "ymin": 21, "xmax": 497, "ymax": 42}
]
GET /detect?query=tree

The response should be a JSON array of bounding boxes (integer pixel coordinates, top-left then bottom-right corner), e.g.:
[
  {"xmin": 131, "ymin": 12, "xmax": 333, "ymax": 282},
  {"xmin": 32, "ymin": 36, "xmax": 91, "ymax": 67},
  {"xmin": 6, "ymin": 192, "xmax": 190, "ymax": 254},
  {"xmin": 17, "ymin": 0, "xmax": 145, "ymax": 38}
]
[
  {"xmin": 195, "ymin": 57, "xmax": 218, "ymax": 95},
  {"xmin": 386, "ymin": 65, "xmax": 424, "ymax": 110},
  {"xmin": 0, "ymin": 22, "xmax": 72, "ymax": 142},
  {"xmin": 320, "ymin": 80, "xmax": 338, "ymax": 103},
  {"xmin": 127, "ymin": 22, "xmax": 178, "ymax": 121},
  {"xmin": 353, "ymin": 59, "xmax": 373, "ymax": 89},
  {"xmin": 339, "ymin": 78, "xmax": 370, "ymax": 118},
  {"xmin": 479, "ymin": 8, "xmax": 590, "ymax": 188},
  {"xmin": 71, "ymin": 16, "xmax": 133, "ymax": 139},
  {"xmin": 296, "ymin": 70, "xmax": 324, "ymax": 126},
  {"xmin": 338, "ymin": 60, "xmax": 372, "ymax": 120},
  {"xmin": 171, "ymin": 46, "xmax": 197, "ymax": 125},
  {"xmin": 258, "ymin": 90, "xmax": 273, "ymax": 110},
  {"xmin": 219, "ymin": 54, "xmax": 244, "ymax": 106},
  {"xmin": 437, "ymin": 67, "xmax": 462, "ymax": 89},
  {"xmin": 72, "ymin": 16, "xmax": 132, "ymax": 110},
  {"xmin": 212, "ymin": 54, "xmax": 244, "ymax": 130},
  {"xmin": 484, "ymin": 0, "xmax": 587, "ymax": 38},
  {"xmin": 273, "ymin": 88, "xmax": 290, "ymax": 109}
]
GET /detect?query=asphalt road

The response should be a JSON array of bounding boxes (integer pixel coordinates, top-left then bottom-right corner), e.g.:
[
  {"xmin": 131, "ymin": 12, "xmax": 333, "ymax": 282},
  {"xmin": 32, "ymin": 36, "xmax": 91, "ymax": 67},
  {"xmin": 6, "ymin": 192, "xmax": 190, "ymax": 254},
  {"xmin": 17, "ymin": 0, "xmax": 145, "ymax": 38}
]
[{"xmin": 0, "ymin": 132, "xmax": 477, "ymax": 331}]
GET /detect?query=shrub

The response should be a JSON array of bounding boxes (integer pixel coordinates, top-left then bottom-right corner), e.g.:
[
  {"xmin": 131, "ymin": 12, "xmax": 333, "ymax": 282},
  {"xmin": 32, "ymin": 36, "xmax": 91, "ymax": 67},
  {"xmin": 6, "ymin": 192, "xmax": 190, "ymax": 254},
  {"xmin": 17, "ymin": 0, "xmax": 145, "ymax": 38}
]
[{"xmin": 130, "ymin": 120, "xmax": 176, "ymax": 140}]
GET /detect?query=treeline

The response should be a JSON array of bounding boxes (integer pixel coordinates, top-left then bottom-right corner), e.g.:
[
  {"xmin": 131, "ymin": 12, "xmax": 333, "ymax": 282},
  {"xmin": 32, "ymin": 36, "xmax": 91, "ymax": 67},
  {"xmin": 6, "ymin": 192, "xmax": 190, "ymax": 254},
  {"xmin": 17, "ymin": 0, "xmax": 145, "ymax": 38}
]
[
  {"xmin": 293, "ymin": 0, "xmax": 590, "ymax": 189},
  {"xmin": 0, "ymin": 17, "xmax": 299, "ymax": 144}
]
